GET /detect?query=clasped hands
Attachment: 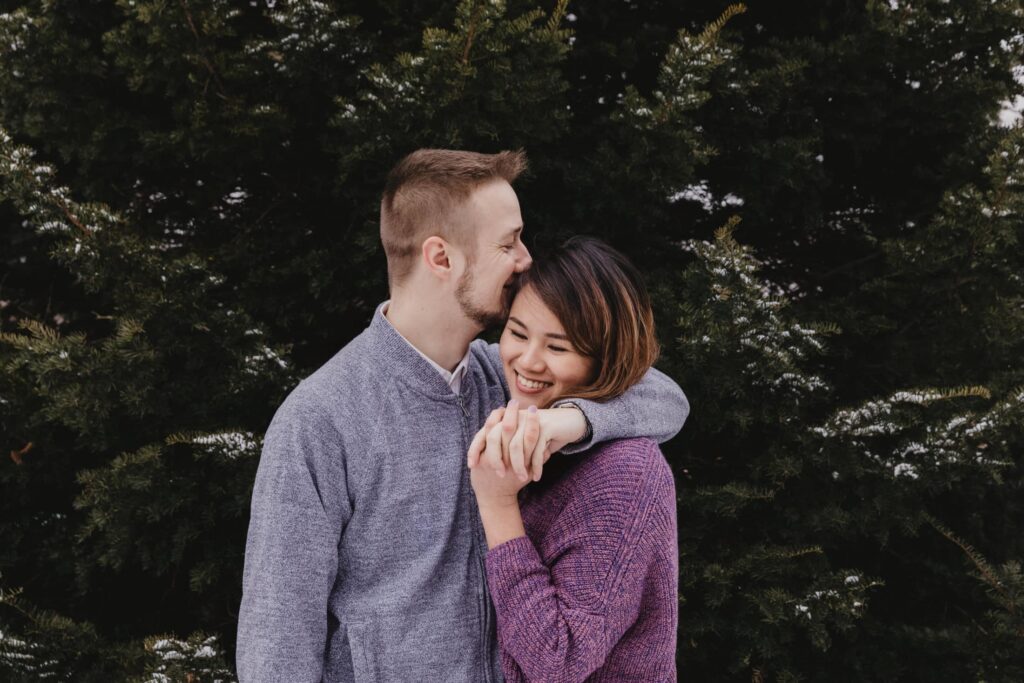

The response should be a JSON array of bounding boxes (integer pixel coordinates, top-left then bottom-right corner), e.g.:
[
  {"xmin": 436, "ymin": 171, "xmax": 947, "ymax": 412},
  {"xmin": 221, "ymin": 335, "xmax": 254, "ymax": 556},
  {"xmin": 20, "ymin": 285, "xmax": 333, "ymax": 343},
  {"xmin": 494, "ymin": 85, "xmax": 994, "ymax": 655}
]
[{"xmin": 467, "ymin": 399, "xmax": 587, "ymax": 500}]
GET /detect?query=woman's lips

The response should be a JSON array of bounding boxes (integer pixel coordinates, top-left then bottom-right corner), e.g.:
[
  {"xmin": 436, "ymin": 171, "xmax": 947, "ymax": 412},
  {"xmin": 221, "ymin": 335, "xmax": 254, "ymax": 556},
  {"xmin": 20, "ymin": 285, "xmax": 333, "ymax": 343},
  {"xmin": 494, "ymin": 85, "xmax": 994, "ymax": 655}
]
[{"xmin": 514, "ymin": 369, "xmax": 552, "ymax": 394}]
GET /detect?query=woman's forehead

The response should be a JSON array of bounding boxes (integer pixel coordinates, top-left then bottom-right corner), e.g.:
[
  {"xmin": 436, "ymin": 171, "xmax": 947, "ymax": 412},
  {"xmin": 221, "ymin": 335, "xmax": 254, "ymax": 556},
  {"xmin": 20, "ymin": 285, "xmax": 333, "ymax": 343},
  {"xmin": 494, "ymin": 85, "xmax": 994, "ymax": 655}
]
[{"xmin": 509, "ymin": 287, "xmax": 566, "ymax": 336}]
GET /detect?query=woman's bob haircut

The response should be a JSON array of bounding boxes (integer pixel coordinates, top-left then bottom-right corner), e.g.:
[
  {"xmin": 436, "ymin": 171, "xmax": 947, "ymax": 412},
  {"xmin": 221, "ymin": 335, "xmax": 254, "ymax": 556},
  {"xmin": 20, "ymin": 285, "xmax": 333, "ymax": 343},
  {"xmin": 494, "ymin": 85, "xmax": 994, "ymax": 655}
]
[{"xmin": 511, "ymin": 236, "xmax": 659, "ymax": 402}]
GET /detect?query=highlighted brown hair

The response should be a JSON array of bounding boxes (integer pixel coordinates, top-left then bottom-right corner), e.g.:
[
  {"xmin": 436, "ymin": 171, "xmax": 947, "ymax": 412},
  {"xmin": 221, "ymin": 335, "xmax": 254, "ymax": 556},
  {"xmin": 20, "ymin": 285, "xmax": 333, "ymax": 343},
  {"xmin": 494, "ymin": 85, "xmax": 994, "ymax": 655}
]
[
  {"xmin": 380, "ymin": 148, "xmax": 527, "ymax": 289},
  {"xmin": 513, "ymin": 236, "xmax": 660, "ymax": 402}
]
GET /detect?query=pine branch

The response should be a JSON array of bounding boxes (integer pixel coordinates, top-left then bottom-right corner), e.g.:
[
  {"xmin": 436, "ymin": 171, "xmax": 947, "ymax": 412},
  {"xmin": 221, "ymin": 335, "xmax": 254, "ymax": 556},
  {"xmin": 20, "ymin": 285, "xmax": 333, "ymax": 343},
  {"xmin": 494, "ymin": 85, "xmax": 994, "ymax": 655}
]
[
  {"xmin": 925, "ymin": 514, "xmax": 1024, "ymax": 642},
  {"xmin": 698, "ymin": 4, "xmax": 748, "ymax": 46},
  {"xmin": 461, "ymin": 1, "xmax": 483, "ymax": 65},
  {"xmin": 177, "ymin": 0, "xmax": 229, "ymax": 99},
  {"xmin": 546, "ymin": 0, "xmax": 570, "ymax": 33}
]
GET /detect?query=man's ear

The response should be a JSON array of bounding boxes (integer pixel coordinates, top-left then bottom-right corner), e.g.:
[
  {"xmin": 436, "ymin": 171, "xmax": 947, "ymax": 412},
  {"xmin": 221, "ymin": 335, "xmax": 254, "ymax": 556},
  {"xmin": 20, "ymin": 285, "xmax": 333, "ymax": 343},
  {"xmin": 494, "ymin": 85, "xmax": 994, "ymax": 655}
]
[{"xmin": 421, "ymin": 235, "xmax": 454, "ymax": 282}]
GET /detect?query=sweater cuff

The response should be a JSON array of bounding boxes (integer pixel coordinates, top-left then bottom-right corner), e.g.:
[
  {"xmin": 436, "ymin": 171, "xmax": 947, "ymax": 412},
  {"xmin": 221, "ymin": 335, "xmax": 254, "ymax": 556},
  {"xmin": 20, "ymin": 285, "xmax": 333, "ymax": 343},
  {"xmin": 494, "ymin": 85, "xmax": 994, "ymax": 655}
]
[{"xmin": 485, "ymin": 535, "xmax": 545, "ymax": 600}]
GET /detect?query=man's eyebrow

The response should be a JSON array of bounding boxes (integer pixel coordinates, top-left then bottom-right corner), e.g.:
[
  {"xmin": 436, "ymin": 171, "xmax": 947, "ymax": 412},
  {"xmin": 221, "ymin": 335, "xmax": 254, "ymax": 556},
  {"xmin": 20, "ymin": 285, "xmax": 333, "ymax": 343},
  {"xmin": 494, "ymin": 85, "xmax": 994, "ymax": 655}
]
[
  {"xmin": 508, "ymin": 316, "xmax": 569, "ymax": 340},
  {"xmin": 504, "ymin": 226, "xmax": 523, "ymax": 240}
]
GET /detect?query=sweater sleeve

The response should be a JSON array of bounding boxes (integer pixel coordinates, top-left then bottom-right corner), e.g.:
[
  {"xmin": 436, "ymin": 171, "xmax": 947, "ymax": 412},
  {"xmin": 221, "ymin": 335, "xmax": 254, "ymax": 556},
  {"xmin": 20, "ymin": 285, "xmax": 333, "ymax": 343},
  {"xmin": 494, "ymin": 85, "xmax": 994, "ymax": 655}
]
[
  {"xmin": 236, "ymin": 386, "xmax": 352, "ymax": 682},
  {"xmin": 472, "ymin": 340, "xmax": 690, "ymax": 454},
  {"xmin": 486, "ymin": 536, "xmax": 616, "ymax": 683},
  {"xmin": 553, "ymin": 365, "xmax": 690, "ymax": 454},
  {"xmin": 484, "ymin": 442, "xmax": 664, "ymax": 683}
]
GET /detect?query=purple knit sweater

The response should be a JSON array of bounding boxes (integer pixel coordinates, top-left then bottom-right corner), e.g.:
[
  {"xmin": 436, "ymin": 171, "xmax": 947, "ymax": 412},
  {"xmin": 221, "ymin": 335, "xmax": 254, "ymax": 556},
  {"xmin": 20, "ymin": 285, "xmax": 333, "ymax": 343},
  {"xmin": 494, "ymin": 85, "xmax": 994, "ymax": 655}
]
[{"xmin": 485, "ymin": 437, "xmax": 679, "ymax": 683}]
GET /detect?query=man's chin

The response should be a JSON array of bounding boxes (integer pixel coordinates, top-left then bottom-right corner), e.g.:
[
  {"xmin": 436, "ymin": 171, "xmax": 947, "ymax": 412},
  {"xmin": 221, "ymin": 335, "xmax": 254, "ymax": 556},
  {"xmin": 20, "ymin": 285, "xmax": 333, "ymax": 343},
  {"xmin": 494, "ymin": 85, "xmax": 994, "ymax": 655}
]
[
  {"xmin": 500, "ymin": 285, "xmax": 516, "ymax": 312},
  {"xmin": 480, "ymin": 309, "xmax": 508, "ymax": 330},
  {"xmin": 461, "ymin": 304, "xmax": 507, "ymax": 331},
  {"xmin": 481, "ymin": 298, "xmax": 512, "ymax": 328}
]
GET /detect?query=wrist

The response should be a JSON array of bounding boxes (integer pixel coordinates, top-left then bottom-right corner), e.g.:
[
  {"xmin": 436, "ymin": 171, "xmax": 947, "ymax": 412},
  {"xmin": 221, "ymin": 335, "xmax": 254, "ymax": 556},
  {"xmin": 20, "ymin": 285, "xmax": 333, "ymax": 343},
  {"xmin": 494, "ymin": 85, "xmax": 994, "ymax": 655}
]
[
  {"xmin": 477, "ymin": 494, "xmax": 520, "ymax": 514},
  {"xmin": 555, "ymin": 403, "xmax": 589, "ymax": 443},
  {"xmin": 476, "ymin": 497, "xmax": 525, "ymax": 549}
]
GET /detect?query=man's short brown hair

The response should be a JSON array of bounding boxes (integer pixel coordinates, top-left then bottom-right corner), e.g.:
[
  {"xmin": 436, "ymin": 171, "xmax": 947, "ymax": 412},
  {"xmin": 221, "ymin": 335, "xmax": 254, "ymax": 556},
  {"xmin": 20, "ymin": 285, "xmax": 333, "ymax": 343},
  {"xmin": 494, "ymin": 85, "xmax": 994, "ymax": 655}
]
[{"xmin": 380, "ymin": 148, "xmax": 527, "ymax": 289}]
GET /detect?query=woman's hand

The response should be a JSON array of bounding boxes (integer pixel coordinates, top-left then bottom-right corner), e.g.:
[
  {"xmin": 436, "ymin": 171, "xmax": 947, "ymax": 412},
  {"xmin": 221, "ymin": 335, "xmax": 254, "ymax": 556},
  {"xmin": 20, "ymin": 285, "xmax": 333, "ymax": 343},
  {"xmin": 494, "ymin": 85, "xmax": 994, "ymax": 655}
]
[
  {"xmin": 468, "ymin": 405, "xmax": 534, "ymax": 506},
  {"xmin": 467, "ymin": 400, "xmax": 588, "ymax": 485}
]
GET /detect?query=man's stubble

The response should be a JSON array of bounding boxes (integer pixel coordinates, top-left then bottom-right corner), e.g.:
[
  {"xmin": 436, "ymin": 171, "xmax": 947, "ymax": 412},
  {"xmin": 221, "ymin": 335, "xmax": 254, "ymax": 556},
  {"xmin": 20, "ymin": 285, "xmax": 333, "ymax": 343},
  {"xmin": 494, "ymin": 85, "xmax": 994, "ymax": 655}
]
[{"xmin": 455, "ymin": 261, "xmax": 517, "ymax": 331}]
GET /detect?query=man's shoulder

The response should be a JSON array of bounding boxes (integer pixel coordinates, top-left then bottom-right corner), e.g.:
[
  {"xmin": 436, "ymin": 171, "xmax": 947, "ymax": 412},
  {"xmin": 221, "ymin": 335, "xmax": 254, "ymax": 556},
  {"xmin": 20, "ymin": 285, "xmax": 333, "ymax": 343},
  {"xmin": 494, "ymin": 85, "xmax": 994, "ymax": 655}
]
[
  {"xmin": 467, "ymin": 338, "xmax": 506, "ymax": 387},
  {"xmin": 298, "ymin": 326, "xmax": 389, "ymax": 398},
  {"xmin": 272, "ymin": 327, "xmax": 390, "ymax": 429}
]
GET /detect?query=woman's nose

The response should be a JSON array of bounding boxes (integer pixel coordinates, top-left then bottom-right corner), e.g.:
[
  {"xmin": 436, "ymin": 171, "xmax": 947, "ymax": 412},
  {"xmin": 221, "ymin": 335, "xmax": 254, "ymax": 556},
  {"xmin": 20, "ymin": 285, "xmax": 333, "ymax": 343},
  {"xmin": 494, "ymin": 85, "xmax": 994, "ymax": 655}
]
[{"xmin": 519, "ymin": 345, "xmax": 546, "ymax": 372}]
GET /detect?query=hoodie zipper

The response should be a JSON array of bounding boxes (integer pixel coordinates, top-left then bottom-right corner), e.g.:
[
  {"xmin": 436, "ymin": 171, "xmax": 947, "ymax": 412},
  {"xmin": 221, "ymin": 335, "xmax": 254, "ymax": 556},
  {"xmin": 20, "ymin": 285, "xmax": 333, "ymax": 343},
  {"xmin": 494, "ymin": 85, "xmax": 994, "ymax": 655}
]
[{"xmin": 458, "ymin": 389, "xmax": 493, "ymax": 683}]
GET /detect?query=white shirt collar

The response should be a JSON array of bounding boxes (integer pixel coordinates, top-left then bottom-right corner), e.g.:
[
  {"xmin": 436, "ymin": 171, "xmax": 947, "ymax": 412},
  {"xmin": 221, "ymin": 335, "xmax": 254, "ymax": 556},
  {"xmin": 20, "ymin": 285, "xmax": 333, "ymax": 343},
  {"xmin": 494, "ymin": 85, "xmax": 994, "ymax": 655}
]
[{"xmin": 380, "ymin": 300, "xmax": 472, "ymax": 394}]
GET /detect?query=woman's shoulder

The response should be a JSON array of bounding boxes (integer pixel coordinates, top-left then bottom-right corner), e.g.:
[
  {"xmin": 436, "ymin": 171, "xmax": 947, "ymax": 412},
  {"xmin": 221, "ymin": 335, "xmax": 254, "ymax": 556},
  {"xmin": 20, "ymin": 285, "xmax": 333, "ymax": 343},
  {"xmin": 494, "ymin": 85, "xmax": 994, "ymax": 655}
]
[
  {"xmin": 586, "ymin": 436, "xmax": 660, "ymax": 459},
  {"xmin": 535, "ymin": 439, "xmax": 675, "ymax": 579},
  {"xmin": 560, "ymin": 437, "xmax": 674, "ymax": 510},
  {"xmin": 578, "ymin": 437, "xmax": 668, "ymax": 478}
]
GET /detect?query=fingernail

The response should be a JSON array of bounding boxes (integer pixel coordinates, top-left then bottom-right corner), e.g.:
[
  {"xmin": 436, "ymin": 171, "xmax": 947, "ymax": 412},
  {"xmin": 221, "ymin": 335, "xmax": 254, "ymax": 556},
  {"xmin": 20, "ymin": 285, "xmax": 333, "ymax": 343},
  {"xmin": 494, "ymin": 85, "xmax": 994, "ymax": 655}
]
[{"xmin": 528, "ymin": 405, "xmax": 537, "ymax": 413}]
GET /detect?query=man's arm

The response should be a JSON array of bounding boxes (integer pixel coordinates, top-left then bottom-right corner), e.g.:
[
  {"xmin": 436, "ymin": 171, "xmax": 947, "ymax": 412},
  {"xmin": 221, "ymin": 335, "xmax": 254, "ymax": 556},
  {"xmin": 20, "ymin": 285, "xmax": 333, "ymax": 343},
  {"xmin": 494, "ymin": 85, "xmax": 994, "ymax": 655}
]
[
  {"xmin": 236, "ymin": 386, "xmax": 352, "ymax": 682},
  {"xmin": 474, "ymin": 340, "xmax": 690, "ymax": 454},
  {"xmin": 553, "ymin": 364, "xmax": 689, "ymax": 454}
]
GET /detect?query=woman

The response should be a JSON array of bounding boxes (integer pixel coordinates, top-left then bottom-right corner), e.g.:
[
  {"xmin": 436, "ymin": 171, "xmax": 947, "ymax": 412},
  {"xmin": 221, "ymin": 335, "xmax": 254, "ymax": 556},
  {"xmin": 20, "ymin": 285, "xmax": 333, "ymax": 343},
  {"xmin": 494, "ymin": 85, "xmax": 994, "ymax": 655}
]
[{"xmin": 467, "ymin": 236, "xmax": 679, "ymax": 682}]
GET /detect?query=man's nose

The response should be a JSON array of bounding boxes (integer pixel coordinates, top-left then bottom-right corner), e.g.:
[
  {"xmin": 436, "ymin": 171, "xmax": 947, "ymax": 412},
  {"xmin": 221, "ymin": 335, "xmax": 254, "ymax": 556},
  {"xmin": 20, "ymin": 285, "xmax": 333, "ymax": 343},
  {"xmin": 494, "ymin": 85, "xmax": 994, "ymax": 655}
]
[{"xmin": 516, "ymin": 245, "xmax": 533, "ymax": 272}]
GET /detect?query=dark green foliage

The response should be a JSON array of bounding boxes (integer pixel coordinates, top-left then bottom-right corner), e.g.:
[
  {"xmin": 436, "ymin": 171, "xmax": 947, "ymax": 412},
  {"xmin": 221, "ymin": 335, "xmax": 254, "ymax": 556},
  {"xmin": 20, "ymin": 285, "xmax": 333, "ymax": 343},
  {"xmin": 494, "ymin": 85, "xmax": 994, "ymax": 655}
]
[{"xmin": 1, "ymin": 0, "xmax": 1022, "ymax": 680}]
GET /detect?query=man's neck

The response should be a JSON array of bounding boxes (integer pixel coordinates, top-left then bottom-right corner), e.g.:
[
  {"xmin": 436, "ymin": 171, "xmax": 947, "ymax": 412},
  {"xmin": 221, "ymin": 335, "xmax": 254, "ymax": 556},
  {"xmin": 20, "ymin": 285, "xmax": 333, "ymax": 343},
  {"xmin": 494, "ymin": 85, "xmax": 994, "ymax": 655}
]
[{"xmin": 384, "ymin": 295, "xmax": 480, "ymax": 372}]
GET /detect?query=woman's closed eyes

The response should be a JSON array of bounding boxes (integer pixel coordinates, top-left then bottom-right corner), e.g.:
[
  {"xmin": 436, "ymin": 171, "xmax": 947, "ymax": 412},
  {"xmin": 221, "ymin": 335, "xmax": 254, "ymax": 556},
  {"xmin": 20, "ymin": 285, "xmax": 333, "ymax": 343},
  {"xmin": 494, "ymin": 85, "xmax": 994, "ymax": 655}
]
[{"xmin": 508, "ymin": 329, "xmax": 569, "ymax": 353}]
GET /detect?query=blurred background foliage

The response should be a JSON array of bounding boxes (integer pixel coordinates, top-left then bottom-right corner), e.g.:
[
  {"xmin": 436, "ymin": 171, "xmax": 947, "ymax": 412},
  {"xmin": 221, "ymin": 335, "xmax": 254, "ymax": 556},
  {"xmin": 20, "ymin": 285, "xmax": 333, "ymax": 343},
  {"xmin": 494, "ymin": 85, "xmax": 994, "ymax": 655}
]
[{"xmin": 1, "ymin": 0, "xmax": 1022, "ymax": 680}]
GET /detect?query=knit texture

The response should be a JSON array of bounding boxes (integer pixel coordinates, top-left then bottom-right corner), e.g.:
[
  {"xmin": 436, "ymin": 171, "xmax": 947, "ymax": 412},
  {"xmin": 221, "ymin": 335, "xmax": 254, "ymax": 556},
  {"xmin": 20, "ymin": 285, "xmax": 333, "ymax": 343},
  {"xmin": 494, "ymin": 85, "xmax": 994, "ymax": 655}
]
[
  {"xmin": 486, "ymin": 438, "xmax": 679, "ymax": 683},
  {"xmin": 236, "ymin": 302, "xmax": 690, "ymax": 683}
]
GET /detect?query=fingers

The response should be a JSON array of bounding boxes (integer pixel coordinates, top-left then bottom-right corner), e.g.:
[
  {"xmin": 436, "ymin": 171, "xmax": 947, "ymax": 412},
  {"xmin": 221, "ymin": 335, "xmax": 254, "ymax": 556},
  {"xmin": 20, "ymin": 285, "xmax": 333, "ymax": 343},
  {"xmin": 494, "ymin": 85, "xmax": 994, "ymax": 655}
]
[
  {"xmin": 529, "ymin": 427, "xmax": 547, "ymax": 482},
  {"xmin": 522, "ymin": 407, "xmax": 540, "ymax": 477},
  {"xmin": 509, "ymin": 426, "xmax": 528, "ymax": 481},
  {"xmin": 499, "ymin": 400, "xmax": 519, "ymax": 472},
  {"xmin": 470, "ymin": 408, "xmax": 504, "ymax": 469},
  {"xmin": 467, "ymin": 426, "xmax": 486, "ymax": 469},
  {"xmin": 483, "ymin": 415, "xmax": 507, "ymax": 477}
]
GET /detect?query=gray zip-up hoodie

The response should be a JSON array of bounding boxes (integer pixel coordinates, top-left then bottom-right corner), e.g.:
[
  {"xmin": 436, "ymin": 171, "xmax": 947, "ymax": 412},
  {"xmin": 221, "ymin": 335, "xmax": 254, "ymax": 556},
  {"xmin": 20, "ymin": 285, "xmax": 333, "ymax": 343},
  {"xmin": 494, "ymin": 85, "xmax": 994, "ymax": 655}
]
[{"xmin": 236, "ymin": 302, "xmax": 690, "ymax": 682}]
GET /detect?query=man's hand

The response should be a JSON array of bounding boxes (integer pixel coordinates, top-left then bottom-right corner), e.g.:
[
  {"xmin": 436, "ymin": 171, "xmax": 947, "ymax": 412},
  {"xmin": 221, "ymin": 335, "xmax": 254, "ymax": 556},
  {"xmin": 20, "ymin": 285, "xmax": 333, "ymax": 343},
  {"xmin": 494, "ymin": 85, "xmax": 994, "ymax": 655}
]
[{"xmin": 467, "ymin": 400, "xmax": 588, "ymax": 483}]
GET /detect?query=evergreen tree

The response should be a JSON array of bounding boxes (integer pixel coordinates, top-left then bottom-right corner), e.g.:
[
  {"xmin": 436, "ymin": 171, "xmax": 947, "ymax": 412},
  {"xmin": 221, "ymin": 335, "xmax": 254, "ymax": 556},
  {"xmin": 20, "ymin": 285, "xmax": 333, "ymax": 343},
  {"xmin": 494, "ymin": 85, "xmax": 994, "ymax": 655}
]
[{"xmin": 1, "ymin": 0, "xmax": 1021, "ymax": 680}]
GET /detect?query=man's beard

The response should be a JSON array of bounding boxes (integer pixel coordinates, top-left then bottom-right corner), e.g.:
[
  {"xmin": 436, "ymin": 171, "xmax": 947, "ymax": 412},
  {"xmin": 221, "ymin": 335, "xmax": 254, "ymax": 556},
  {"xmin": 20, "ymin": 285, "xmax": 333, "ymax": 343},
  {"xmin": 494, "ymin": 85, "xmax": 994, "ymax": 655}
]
[{"xmin": 456, "ymin": 266, "xmax": 514, "ymax": 330}]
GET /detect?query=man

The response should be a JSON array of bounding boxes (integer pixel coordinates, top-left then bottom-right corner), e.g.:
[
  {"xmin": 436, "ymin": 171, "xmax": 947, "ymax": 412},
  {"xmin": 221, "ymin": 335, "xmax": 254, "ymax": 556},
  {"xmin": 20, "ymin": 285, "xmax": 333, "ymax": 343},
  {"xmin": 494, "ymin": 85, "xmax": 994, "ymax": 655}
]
[{"xmin": 236, "ymin": 149, "xmax": 690, "ymax": 682}]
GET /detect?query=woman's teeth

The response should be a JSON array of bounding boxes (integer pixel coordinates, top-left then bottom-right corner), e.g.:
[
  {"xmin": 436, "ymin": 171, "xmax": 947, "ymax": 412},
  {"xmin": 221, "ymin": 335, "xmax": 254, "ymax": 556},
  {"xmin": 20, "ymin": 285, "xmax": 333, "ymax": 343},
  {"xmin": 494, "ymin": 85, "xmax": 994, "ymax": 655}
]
[{"xmin": 516, "ymin": 371, "xmax": 551, "ymax": 390}]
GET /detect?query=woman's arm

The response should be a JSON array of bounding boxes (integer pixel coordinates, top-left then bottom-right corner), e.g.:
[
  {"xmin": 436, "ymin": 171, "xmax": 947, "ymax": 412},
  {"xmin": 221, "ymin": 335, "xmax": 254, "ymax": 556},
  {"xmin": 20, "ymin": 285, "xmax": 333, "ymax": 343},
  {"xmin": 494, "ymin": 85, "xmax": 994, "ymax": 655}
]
[
  {"xmin": 554, "ymin": 365, "xmax": 690, "ymax": 454},
  {"xmin": 468, "ymin": 403, "xmax": 587, "ymax": 482},
  {"xmin": 470, "ymin": 339, "xmax": 690, "ymax": 456},
  {"xmin": 477, "ymin": 496, "xmax": 526, "ymax": 550},
  {"xmin": 486, "ymin": 535, "xmax": 613, "ymax": 683},
  {"xmin": 470, "ymin": 405, "xmax": 533, "ymax": 549},
  {"xmin": 480, "ymin": 441, "xmax": 674, "ymax": 683}
]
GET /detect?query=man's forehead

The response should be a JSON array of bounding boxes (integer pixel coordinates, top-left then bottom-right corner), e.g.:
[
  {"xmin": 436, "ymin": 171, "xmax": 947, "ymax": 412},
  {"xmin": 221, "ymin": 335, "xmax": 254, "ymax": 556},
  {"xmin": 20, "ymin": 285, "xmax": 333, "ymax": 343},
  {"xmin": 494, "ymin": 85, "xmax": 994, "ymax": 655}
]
[
  {"xmin": 467, "ymin": 178, "xmax": 520, "ymax": 209},
  {"xmin": 458, "ymin": 180, "xmax": 523, "ymax": 238}
]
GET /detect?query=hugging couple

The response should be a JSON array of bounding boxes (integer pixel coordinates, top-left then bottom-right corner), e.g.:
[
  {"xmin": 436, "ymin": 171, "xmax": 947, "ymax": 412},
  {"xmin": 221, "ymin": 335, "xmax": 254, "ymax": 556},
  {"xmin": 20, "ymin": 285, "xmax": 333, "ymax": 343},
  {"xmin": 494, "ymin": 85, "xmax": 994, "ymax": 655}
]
[{"xmin": 236, "ymin": 149, "xmax": 691, "ymax": 682}]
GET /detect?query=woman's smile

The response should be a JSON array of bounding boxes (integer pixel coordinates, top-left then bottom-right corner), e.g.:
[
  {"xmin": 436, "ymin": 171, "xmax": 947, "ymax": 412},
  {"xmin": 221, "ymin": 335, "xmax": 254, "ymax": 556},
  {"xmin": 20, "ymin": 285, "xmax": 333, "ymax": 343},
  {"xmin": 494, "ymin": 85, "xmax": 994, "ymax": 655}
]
[
  {"xmin": 500, "ymin": 285, "xmax": 596, "ymax": 408},
  {"xmin": 514, "ymin": 369, "xmax": 553, "ymax": 393}
]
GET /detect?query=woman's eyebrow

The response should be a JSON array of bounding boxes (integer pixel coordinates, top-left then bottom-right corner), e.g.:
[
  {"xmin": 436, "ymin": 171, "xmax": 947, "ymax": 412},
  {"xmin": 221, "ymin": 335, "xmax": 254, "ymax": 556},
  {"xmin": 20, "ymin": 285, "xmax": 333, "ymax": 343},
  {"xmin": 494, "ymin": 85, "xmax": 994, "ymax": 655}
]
[{"xmin": 508, "ymin": 316, "xmax": 570, "ymax": 340}]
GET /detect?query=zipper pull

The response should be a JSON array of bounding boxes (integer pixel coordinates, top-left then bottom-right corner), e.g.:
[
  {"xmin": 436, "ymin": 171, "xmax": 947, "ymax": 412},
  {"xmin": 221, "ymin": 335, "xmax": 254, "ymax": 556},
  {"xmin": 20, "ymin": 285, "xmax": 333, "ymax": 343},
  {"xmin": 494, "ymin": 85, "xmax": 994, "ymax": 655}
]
[{"xmin": 456, "ymin": 393, "xmax": 469, "ymax": 417}]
